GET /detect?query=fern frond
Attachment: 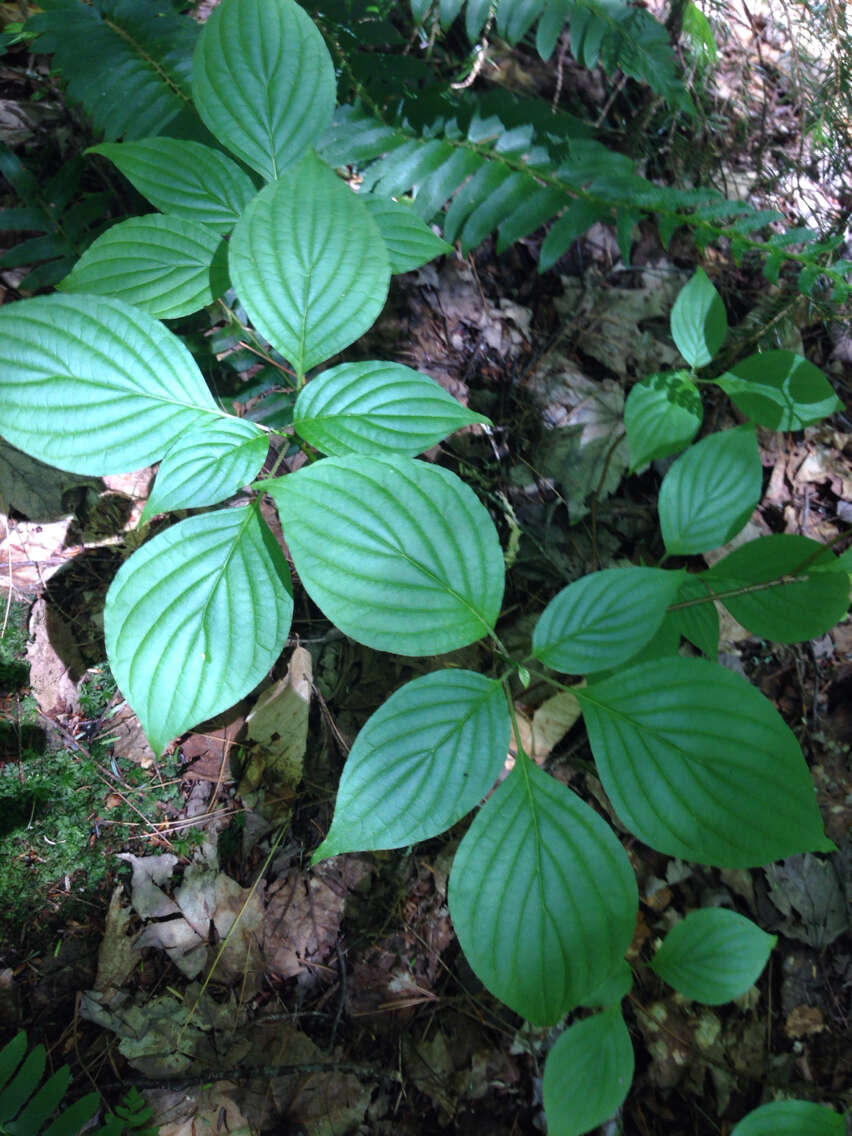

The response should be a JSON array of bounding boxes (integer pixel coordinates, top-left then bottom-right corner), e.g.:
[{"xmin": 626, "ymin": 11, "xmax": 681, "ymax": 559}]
[
  {"xmin": 27, "ymin": 0, "xmax": 198, "ymax": 140},
  {"xmin": 410, "ymin": 0, "xmax": 693, "ymax": 109},
  {"xmin": 318, "ymin": 102, "xmax": 852, "ymax": 296},
  {"xmin": 0, "ymin": 1032, "xmax": 100, "ymax": 1136},
  {"xmin": 0, "ymin": 145, "xmax": 112, "ymax": 290}
]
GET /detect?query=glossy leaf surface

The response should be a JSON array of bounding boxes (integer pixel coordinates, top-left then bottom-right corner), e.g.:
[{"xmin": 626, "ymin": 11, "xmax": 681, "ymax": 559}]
[
  {"xmin": 192, "ymin": 0, "xmax": 335, "ymax": 181},
  {"xmin": 449, "ymin": 759, "xmax": 638, "ymax": 1024},
  {"xmin": 670, "ymin": 267, "xmax": 727, "ymax": 367},
  {"xmin": 230, "ymin": 153, "xmax": 390, "ymax": 376},
  {"xmin": 0, "ymin": 294, "xmax": 218, "ymax": 475},
  {"xmin": 266, "ymin": 455, "xmax": 504, "ymax": 655},
  {"xmin": 716, "ymin": 350, "xmax": 841, "ymax": 429},
  {"xmin": 88, "ymin": 139, "xmax": 256, "ymax": 232},
  {"xmin": 59, "ymin": 215, "xmax": 229, "ymax": 319},
  {"xmin": 659, "ymin": 426, "xmax": 762, "ymax": 555},
  {"xmin": 703, "ymin": 535, "xmax": 850, "ymax": 643},
  {"xmin": 314, "ymin": 671, "xmax": 509, "ymax": 858},
  {"xmin": 651, "ymin": 908, "xmax": 776, "ymax": 1003},
  {"xmin": 730, "ymin": 1101, "xmax": 844, "ymax": 1136},
  {"xmin": 579, "ymin": 960, "xmax": 634, "ymax": 1008},
  {"xmin": 294, "ymin": 361, "xmax": 489, "ymax": 455},
  {"xmin": 142, "ymin": 419, "xmax": 269, "ymax": 521},
  {"xmin": 579, "ymin": 657, "xmax": 834, "ymax": 867},
  {"xmin": 533, "ymin": 567, "xmax": 685, "ymax": 674},
  {"xmin": 361, "ymin": 195, "xmax": 452, "ymax": 272},
  {"xmin": 542, "ymin": 1009, "xmax": 634, "ymax": 1136},
  {"xmin": 105, "ymin": 507, "xmax": 293, "ymax": 755},
  {"xmin": 624, "ymin": 370, "xmax": 703, "ymax": 470}
]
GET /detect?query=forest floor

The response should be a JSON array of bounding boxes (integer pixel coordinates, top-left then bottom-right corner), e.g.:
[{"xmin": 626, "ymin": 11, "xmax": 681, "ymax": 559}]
[{"xmin": 0, "ymin": 2, "xmax": 850, "ymax": 1134}]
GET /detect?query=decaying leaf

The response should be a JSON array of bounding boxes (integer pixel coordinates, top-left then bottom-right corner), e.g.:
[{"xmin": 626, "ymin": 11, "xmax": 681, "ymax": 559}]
[
  {"xmin": 92, "ymin": 885, "xmax": 139, "ymax": 1005},
  {"xmin": 239, "ymin": 646, "xmax": 312, "ymax": 823}
]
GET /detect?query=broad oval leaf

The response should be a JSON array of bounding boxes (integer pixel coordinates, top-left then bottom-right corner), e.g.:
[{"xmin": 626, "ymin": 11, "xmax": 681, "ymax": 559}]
[
  {"xmin": 294, "ymin": 361, "xmax": 489, "ymax": 455},
  {"xmin": 651, "ymin": 908, "xmax": 776, "ymax": 1003},
  {"xmin": 730, "ymin": 1101, "xmax": 844, "ymax": 1136},
  {"xmin": 659, "ymin": 425, "xmax": 762, "ymax": 555},
  {"xmin": 230, "ymin": 153, "xmax": 390, "ymax": 377},
  {"xmin": 104, "ymin": 506, "xmax": 293, "ymax": 756},
  {"xmin": 193, "ymin": 0, "xmax": 335, "ymax": 181},
  {"xmin": 142, "ymin": 418, "xmax": 270, "ymax": 522},
  {"xmin": 265, "ymin": 455, "xmax": 504, "ymax": 655},
  {"xmin": 59, "ymin": 215, "xmax": 229, "ymax": 319},
  {"xmin": 716, "ymin": 350, "xmax": 841, "ymax": 429},
  {"xmin": 532, "ymin": 567, "xmax": 685, "ymax": 674},
  {"xmin": 314, "ymin": 670, "xmax": 510, "ymax": 858},
  {"xmin": 703, "ymin": 534, "xmax": 850, "ymax": 643},
  {"xmin": 542, "ymin": 1009, "xmax": 634, "ymax": 1136},
  {"xmin": 579, "ymin": 657, "xmax": 835, "ymax": 867},
  {"xmin": 0, "ymin": 293, "xmax": 219, "ymax": 475},
  {"xmin": 361, "ymin": 195, "xmax": 452, "ymax": 273},
  {"xmin": 88, "ymin": 139, "xmax": 256, "ymax": 232},
  {"xmin": 624, "ymin": 370, "xmax": 703, "ymax": 470},
  {"xmin": 448, "ymin": 760, "xmax": 638, "ymax": 1025},
  {"xmin": 670, "ymin": 267, "xmax": 727, "ymax": 367}
]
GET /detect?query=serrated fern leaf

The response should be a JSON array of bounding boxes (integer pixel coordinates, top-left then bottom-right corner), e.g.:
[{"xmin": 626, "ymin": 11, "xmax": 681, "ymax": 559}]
[
  {"xmin": 27, "ymin": 0, "xmax": 198, "ymax": 140},
  {"xmin": 318, "ymin": 101, "xmax": 852, "ymax": 293},
  {"xmin": 410, "ymin": 0, "xmax": 692, "ymax": 109},
  {"xmin": 0, "ymin": 1032, "xmax": 99, "ymax": 1136}
]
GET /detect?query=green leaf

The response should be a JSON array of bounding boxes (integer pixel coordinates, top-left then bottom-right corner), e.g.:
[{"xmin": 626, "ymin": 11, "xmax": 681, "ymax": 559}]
[
  {"xmin": 578, "ymin": 657, "xmax": 835, "ymax": 867},
  {"xmin": 192, "ymin": 0, "xmax": 335, "ymax": 181},
  {"xmin": 542, "ymin": 1009, "xmax": 634, "ymax": 1136},
  {"xmin": 361, "ymin": 195, "xmax": 452, "ymax": 273},
  {"xmin": 141, "ymin": 418, "xmax": 269, "ymax": 522},
  {"xmin": 539, "ymin": 200, "xmax": 606, "ymax": 273},
  {"xmin": 104, "ymin": 506, "xmax": 293, "ymax": 756},
  {"xmin": 670, "ymin": 267, "xmax": 727, "ymax": 367},
  {"xmin": 0, "ymin": 1043, "xmax": 45, "ymax": 1123},
  {"xmin": 579, "ymin": 959, "xmax": 634, "ymax": 1008},
  {"xmin": 314, "ymin": 670, "xmax": 510, "ymax": 858},
  {"xmin": 293, "ymin": 361, "xmax": 489, "ymax": 455},
  {"xmin": 42, "ymin": 1092, "xmax": 101, "ymax": 1136},
  {"xmin": 0, "ymin": 1032, "xmax": 26, "ymax": 1093},
  {"xmin": 448, "ymin": 759, "xmax": 638, "ymax": 1024},
  {"xmin": 730, "ymin": 1101, "xmax": 845, "ymax": 1136},
  {"xmin": 716, "ymin": 350, "xmax": 842, "ymax": 429},
  {"xmin": 659, "ymin": 426, "xmax": 762, "ymax": 555},
  {"xmin": 669, "ymin": 574, "xmax": 719, "ymax": 660},
  {"xmin": 265, "ymin": 455, "xmax": 504, "ymax": 655},
  {"xmin": 624, "ymin": 371, "xmax": 703, "ymax": 470},
  {"xmin": 0, "ymin": 294, "xmax": 219, "ymax": 475},
  {"xmin": 230, "ymin": 153, "xmax": 390, "ymax": 377},
  {"xmin": 88, "ymin": 139, "xmax": 256, "ymax": 233},
  {"xmin": 11, "ymin": 1065, "xmax": 72, "ymax": 1134},
  {"xmin": 59, "ymin": 215, "xmax": 229, "ymax": 320},
  {"xmin": 651, "ymin": 908, "xmax": 776, "ymax": 1003},
  {"xmin": 28, "ymin": 0, "xmax": 197, "ymax": 141},
  {"xmin": 532, "ymin": 567, "xmax": 685, "ymax": 674},
  {"xmin": 703, "ymin": 535, "xmax": 850, "ymax": 643}
]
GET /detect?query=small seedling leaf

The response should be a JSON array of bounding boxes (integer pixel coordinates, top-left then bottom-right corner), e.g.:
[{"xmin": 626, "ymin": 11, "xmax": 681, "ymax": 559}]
[
  {"xmin": 659, "ymin": 425, "xmax": 762, "ymax": 555},
  {"xmin": 651, "ymin": 907, "xmax": 776, "ymax": 1002},
  {"xmin": 670, "ymin": 267, "xmax": 727, "ymax": 367},
  {"xmin": 542, "ymin": 1008, "xmax": 634, "ymax": 1136}
]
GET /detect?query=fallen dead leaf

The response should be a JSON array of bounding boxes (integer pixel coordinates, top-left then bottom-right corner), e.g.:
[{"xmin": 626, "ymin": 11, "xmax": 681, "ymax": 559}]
[{"xmin": 239, "ymin": 646, "xmax": 312, "ymax": 823}]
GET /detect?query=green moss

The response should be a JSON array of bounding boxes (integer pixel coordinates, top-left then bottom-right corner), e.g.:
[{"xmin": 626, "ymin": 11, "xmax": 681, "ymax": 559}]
[{"xmin": 0, "ymin": 601, "xmax": 30, "ymax": 689}]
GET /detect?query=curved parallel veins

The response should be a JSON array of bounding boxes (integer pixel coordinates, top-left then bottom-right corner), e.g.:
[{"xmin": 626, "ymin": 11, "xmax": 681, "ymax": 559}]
[{"xmin": 104, "ymin": 507, "xmax": 292, "ymax": 756}]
